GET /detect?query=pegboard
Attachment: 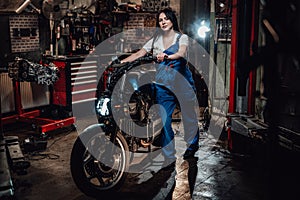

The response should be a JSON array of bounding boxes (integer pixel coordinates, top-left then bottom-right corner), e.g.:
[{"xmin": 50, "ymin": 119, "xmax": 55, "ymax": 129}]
[{"xmin": 141, "ymin": 0, "xmax": 170, "ymax": 12}]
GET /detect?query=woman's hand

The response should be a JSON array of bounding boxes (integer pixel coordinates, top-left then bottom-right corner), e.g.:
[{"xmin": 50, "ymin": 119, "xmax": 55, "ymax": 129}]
[{"xmin": 157, "ymin": 53, "xmax": 168, "ymax": 62}]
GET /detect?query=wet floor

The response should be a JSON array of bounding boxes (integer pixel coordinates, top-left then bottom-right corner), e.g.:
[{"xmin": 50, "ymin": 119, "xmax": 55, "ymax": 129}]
[{"xmin": 2, "ymin": 119, "xmax": 300, "ymax": 200}]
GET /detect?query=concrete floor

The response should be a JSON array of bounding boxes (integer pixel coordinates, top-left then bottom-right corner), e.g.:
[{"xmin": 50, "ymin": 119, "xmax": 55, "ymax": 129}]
[{"xmin": 2, "ymin": 118, "xmax": 300, "ymax": 200}]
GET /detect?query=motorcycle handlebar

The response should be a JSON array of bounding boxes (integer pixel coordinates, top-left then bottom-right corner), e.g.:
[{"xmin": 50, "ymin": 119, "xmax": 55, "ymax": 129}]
[
  {"xmin": 110, "ymin": 55, "xmax": 157, "ymax": 68},
  {"xmin": 105, "ymin": 54, "xmax": 158, "ymax": 91},
  {"xmin": 136, "ymin": 55, "xmax": 157, "ymax": 62}
]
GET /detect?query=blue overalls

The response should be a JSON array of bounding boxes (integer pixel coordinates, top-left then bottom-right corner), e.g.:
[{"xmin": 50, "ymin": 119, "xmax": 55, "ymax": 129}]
[{"xmin": 155, "ymin": 34, "xmax": 200, "ymax": 161}]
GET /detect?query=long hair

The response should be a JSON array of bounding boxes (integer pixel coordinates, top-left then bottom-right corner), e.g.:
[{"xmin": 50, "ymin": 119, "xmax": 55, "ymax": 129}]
[
  {"xmin": 151, "ymin": 7, "xmax": 182, "ymax": 52},
  {"xmin": 155, "ymin": 7, "xmax": 180, "ymax": 32}
]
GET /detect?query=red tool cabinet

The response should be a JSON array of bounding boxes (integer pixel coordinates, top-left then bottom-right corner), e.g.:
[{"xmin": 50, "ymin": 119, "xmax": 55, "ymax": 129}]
[{"xmin": 49, "ymin": 56, "xmax": 100, "ymax": 112}]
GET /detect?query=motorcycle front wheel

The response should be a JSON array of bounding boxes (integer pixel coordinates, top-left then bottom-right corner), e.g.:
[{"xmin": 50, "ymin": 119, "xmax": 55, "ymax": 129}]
[{"xmin": 70, "ymin": 128, "xmax": 129, "ymax": 198}]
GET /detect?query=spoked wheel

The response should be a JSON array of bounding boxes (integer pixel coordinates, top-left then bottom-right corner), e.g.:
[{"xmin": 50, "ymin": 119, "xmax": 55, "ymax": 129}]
[{"xmin": 70, "ymin": 127, "xmax": 129, "ymax": 198}]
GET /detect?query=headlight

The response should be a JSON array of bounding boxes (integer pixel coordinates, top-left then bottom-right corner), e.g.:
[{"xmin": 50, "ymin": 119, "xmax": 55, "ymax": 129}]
[{"xmin": 96, "ymin": 97, "xmax": 111, "ymax": 116}]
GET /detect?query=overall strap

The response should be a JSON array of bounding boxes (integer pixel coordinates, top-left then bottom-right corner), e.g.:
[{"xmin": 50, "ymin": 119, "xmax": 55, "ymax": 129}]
[
  {"xmin": 151, "ymin": 33, "xmax": 182, "ymax": 54},
  {"xmin": 176, "ymin": 33, "xmax": 189, "ymax": 63},
  {"xmin": 176, "ymin": 33, "xmax": 182, "ymax": 44}
]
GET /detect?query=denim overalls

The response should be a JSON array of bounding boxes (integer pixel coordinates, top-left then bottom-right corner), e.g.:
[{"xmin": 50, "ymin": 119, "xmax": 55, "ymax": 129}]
[{"xmin": 155, "ymin": 34, "xmax": 200, "ymax": 160}]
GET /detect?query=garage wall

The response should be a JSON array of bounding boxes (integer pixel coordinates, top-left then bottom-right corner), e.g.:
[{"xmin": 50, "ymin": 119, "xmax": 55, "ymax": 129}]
[
  {"xmin": 0, "ymin": 12, "xmax": 50, "ymax": 114},
  {"xmin": 116, "ymin": 0, "xmax": 180, "ymax": 17},
  {"xmin": 0, "ymin": 73, "xmax": 50, "ymax": 114},
  {"xmin": 0, "ymin": 0, "xmax": 181, "ymax": 115},
  {"xmin": 0, "ymin": 74, "xmax": 14, "ymax": 113}
]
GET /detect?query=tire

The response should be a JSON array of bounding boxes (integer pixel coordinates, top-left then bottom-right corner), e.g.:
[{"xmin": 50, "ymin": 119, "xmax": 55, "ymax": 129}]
[{"xmin": 70, "ymin": 126, "xmax": 129, "ymax": 198}]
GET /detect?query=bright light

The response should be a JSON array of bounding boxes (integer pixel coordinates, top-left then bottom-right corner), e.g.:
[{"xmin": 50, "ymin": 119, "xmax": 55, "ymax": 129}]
[
  {"xmin": 96, "ymin": 97, "xmax": 111, "ymax": 116},
  {"xmin": 197, "ymin": 20, "xmax": 210, "ymax": 38}
]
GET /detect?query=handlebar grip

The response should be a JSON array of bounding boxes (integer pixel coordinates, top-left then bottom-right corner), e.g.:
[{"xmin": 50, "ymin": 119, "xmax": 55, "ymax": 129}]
[
  {"xmin": 110, "ymin": 55, "xmax": 157, "ymax": 68},
  {"xmin": 111, "ymin": 58, "xmax": 121, "ymax": 65},
  {"xmin": 110, "ymin": 63, "xmax": 129, "ymax": 68},
  {"xmin": 138, "ymin": 55, "xmax": 157, "ymax": 62}
]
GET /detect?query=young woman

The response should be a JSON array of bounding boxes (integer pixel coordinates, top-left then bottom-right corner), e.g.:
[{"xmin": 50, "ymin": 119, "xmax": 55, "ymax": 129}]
[{"xmin": 121, "ymin": 7, "xmax": 200, "ymax": 169}]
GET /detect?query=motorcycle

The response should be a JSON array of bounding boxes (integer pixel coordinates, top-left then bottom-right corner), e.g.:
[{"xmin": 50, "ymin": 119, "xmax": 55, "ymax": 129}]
[{"xmin": 70, "ymin": 54, "xmax": 210, "ymax": 197}]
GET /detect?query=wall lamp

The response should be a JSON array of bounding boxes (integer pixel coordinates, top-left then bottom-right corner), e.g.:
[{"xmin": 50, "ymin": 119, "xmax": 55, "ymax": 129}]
[{"xmin": 197, "ymin": 20, "xmax": 210, "ymax": 38}]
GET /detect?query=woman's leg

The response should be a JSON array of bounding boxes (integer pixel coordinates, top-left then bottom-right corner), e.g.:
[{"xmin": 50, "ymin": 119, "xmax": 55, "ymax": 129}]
[
  {"xmin": 180, "ymin": 99, "xmax": 200, "ymax": 158},
  {"xmin": 156, "ymin": 86, "xmax": 177, "ymax": 162},
  {"xmin": 158, "ymin": 98, "xmax": 177, "ymax": 161}
]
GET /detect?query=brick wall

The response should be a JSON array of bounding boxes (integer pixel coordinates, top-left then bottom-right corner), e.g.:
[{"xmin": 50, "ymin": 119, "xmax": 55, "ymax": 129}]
[
  {"xmin": 117, "ymin": 0, "xmax": 180, "ymax": 13},
  {"xmin": 122, "ymin": 12, "xmax": 157, "ymax": 51},
  {"xmin": 121, "ymin": 0, "xmax": 181, "ymax": 52},
  {"xmin": 9, "ymin": 14, "xmax": 40, "ymax": 53}
]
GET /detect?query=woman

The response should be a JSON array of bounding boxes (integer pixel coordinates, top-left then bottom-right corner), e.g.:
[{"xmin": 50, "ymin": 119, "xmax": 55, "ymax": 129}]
[{"xmin": 121, "ymin": 7, "xmax": 199, "ymax": 169}]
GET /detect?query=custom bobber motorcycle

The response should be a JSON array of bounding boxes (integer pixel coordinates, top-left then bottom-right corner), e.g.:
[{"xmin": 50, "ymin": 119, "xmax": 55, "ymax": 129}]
[{"xmin": 70, "ymin": 54, "xmax": 210, "ymax": 197}]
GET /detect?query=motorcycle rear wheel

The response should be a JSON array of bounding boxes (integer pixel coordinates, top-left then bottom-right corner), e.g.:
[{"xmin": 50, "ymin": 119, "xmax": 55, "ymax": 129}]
[{"xmin": 70, "ymin": 130, "xmax": 129, "ymax": 198}]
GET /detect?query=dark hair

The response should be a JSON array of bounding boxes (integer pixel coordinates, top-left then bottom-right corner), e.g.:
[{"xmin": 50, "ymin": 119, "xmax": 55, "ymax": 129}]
[
  {"xmin": 155, "ymin": 7, "xmax": 180, "ymax": 32},
  {"xmin": 151, "ymin": 8, "xmax": 182, "ymax": 52}
]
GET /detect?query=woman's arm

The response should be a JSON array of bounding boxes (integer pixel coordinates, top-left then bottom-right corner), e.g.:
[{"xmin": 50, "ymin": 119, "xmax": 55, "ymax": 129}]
[
  {"xmin": 157, "ymin": 44, "xmax": 187, "ymax": 62},
  {"xmin": 167, "ymin": 44, "xmax": 187, "ymax": 60},
  {"xmin": 121, "ymin": 48, "xmax": 148, "ymax": 63},
  {"xmin": 157, "ymin": 34, "xmax": 188, "ymax": 61},
  {"xmin": 167, "ymin": 34, "xmax": 189, "ymax": 60}
]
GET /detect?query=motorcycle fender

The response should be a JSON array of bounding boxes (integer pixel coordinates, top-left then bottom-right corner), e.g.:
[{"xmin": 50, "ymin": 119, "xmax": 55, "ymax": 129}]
[
  {"xmin": 78, "ymin": 124, "xmax": 106, "ymax": 143},
  {"xmin": 127, "ymin": 70, "xmax": 155, "ymax": 91}
]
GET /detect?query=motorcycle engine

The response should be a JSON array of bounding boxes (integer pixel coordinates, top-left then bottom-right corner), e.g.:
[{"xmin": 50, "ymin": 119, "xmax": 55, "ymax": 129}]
[{"xmin": 8, "ymin": 57, "xmax": 59, "ymax": 85}]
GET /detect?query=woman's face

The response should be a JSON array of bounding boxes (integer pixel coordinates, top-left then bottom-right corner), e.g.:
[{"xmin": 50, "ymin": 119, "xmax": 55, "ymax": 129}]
[{"xmin": 158, "ymin": 12, "xmax": 173, "ymax": 31}]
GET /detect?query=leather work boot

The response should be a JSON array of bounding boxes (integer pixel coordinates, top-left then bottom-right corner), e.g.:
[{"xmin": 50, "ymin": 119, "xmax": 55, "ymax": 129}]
[{"xmin": 183, "ymin": 145, "xmax": 199, "ymax": 160}]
